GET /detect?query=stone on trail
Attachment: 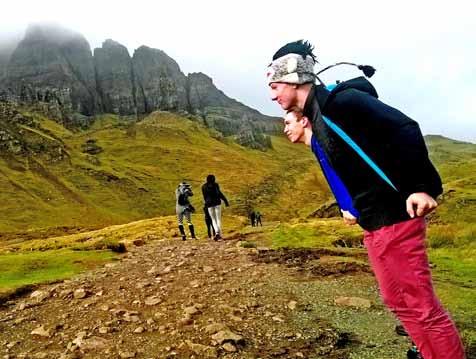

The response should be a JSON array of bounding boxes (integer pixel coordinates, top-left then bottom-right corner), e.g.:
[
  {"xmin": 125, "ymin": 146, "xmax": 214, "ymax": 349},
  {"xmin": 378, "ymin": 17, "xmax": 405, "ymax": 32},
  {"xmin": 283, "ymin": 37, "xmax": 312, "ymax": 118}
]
[
  {"xmin": 30, "ymin": 325, "xmax": 51, "ymax": 337},
  {"xmin": 79, "ymin": 336, "xmax": 110, "ymax": 351},
  {"xmin": 132, "ymin": 238, "xmax": 145, "ymax": 246},
  {"xmin": 183, "ymin": 305, "xmax": 200, "ymax": 316},
  {"xmin": 133, "ymin": 326, "xmax": 145, "ymax": 333},
  {"xmin": 144, "ymin": 296, "xmax": 161, "ymax": 306},
  {"xmin": 222, "ymin": 342, "xmax": 237, "ymax": 352},
  {"xmin": 203, "ymin": 266, "xmax": 215, "ymax": 273},
  {"xmin": 186, "ymin": 340, "xmax": 218, "ymax": 357},
  {"xmin": 203, "ymin": 323, "xmax": 228, "ymax": 334},
  {"xmin": 287, "ymin": 300, "xmax": 298, "ymax": 310},
  {"xmin": 211, "ymin": 330, "xmax": 244, "ymax": 345},
  {"xmin": 73, "ymin": 288, "xmax": 89, "ymax": 299},
  {"xmin": 119, "ymin": 351, "xmax": 136, "ymax": 358},
  {"xmin": 29, "ymin": 290, "xmax": 50, "ymax": 303}
]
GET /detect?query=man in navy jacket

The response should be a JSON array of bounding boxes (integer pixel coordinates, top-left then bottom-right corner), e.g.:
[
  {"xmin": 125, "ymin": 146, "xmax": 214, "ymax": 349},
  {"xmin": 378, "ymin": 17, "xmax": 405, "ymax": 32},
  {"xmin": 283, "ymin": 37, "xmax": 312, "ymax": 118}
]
[{"xmin": 268, "ymin": 40, "xmax": 465, "ymax": 359}]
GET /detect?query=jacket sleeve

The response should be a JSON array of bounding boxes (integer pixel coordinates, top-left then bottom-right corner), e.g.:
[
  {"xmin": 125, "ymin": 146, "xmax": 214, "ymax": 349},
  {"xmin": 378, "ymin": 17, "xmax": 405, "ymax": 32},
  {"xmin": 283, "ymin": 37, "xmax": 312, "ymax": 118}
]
[
  {"xmin": 217, "ymin": 185, "xmax": 229, "ymax": 206},
  {"xmin": 331, "ymin": 90, "xmax": 443, "ymax": 199}
]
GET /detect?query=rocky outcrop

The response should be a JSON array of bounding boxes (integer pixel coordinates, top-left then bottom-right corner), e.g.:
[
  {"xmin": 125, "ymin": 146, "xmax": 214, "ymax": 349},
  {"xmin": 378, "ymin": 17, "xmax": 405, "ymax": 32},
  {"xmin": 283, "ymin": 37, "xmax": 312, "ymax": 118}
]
[
  {"xmin": 187, "ymin": 72, "xmax": 232, "ymax": 110},
  {"xmin": 309, "ymin": 200, "xmax": 341, "ymax": 218},
  {"xmin": 187, "ymin": 72, "xmax": 279, "ymax": 139},
  {"xmin": 0, "ymin": 101, "xmax": 67, "ymax": 161},
  {"xmin": 132, "ymin": 46, "xmax": 188, "ymax": 112},
  {"xmin": 1, "ymin": 24, "xmax": 279, "ymax": 141},
  {"xmin": 4, "ymin": 24, "xmax": 101, "ymax": 116},
  {"xmin": 94, "ymin": 39, "xmax": 143, "ymax": 115}
]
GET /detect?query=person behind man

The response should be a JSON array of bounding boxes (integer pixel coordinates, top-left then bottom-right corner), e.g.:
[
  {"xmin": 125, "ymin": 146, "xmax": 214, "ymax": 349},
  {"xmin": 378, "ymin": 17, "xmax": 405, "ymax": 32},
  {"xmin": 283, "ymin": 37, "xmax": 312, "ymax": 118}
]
[
  {"xmin": 201, "ymin": 174, "xmax": 229, "ymax": 240},
  {"xmin": 249, "ymin": 210, "xmax": 256, "ymax": 227},
  {"xmin": 267, "ymin": 40, "xmax": 465, "ymax": 359},
  {"xmin": 204, "ymin": 205, "xmax": 216, "ymax": 239},
  {"xmin": 175, "ymin": 181, "xmax": 197, "ymax": 241}
]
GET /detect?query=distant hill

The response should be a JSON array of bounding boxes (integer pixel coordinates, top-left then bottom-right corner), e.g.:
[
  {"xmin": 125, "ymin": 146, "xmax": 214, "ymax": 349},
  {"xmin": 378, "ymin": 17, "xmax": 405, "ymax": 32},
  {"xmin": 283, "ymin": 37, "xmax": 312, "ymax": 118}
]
[
  {"xmin": 0, "ymin": 24, "xmax": 279, "ymax": 150},
  {"xmin": 0, "ymin": 102, "xmax": 328, "ymax": 237},
  {"xmin": 1, "ymin": 100, "xmax": 475, "ymax": 240}
]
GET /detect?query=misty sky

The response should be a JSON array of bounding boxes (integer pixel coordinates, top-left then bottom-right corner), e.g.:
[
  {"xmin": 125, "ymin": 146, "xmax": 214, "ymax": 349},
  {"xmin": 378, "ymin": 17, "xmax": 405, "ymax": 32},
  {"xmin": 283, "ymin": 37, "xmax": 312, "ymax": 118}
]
[{"xmin": 1, "ymin": 0, "xmax": 475, "ymax": 142}]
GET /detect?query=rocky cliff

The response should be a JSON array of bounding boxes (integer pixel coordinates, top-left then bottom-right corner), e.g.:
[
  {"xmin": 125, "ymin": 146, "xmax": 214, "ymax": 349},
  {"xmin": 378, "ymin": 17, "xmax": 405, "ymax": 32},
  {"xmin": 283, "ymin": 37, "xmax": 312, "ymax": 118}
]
[
  {"xmin": 132, "ymin": 46, "xmax": 189, "ymax": 113},
  {"xmin": 3, "ymin": 24, "xmax": 101, "ymax": 116},
  {"xmin": 187, "ymin": 72, "xmax": 278, "ymax": 134},
  {"xmin": 0, "ymin": 24, "xmax": 279, "ymax": 145},
  {"xmin": 94, "ymin": 39, "xmax": 140, "ymax": 115}
]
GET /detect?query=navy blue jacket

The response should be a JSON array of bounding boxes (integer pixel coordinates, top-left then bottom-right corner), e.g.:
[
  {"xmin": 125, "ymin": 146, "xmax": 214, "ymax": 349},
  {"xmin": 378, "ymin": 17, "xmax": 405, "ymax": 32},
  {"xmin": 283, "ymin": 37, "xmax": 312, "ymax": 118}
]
[{"xmin": 304, "ymin": 77, "xmax": 442, "ymax": 230}]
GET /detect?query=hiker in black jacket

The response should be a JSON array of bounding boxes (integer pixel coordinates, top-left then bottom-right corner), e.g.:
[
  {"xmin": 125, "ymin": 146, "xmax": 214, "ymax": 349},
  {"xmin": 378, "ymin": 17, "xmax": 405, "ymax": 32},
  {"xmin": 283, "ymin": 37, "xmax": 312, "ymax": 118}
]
[
  {"xmin": 266, "ymin": 40, "xmax": 464, "ymax": 359},
  {"xmin": 201, "ymin": 174, "xmax": 229, "ymax": 240}
]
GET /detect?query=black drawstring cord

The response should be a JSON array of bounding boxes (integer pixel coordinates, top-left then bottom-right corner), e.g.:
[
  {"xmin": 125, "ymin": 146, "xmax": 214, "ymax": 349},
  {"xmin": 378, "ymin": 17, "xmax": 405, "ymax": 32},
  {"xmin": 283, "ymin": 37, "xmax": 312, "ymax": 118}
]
[{"xmin": 316, "ymin": 62, "xmax": 376, "ymax": 78}]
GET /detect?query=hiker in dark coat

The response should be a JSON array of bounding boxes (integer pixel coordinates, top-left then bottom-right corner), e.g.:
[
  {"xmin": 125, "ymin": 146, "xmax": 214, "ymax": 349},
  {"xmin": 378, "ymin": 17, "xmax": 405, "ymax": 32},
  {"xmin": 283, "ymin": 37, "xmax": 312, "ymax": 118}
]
[
  {"xmin": 201, "ymin": 174, "xmax": 229, "ymax": 240},
  {"xmin": 204, "ymin": 206, "xmax": 216, "ymax": 239},
  {"xmin": 267, "ymin": 40, "xmax": 464, "ymax": 359},
  {"xmin": 249, "ymin": 211, "xmax": 256, "ymax": 227}
]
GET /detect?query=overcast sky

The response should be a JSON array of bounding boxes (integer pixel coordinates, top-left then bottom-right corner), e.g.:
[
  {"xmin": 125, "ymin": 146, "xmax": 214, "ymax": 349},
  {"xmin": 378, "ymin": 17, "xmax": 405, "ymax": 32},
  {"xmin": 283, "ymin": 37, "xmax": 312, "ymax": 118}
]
[{"xmin": 1, "ymin": 0, "xmax": 475, "ymax": 142}]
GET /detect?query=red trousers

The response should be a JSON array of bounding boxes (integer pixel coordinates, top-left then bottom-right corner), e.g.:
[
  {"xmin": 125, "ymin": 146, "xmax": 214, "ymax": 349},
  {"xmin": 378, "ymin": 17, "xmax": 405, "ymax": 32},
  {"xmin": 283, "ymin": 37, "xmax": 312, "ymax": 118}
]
[{"xmin": 364, "ymin": 217, "xmax": 465, "ymax": 359}]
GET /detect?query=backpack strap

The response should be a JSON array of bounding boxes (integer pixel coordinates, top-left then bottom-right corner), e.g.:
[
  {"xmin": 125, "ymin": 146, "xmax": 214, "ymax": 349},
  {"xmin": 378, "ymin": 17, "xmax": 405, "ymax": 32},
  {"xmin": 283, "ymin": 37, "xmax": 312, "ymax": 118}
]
[{"xmin": 322, "ymin": 115, "xmax": 398, "ymax": 191}]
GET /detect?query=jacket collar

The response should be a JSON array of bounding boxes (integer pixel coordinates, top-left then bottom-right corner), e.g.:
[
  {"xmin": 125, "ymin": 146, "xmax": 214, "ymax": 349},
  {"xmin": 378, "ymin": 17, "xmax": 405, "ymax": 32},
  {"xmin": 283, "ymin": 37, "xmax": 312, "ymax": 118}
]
[{"xmin": 303, "ymin": 84, "xmax": 330, "ymax": 120}]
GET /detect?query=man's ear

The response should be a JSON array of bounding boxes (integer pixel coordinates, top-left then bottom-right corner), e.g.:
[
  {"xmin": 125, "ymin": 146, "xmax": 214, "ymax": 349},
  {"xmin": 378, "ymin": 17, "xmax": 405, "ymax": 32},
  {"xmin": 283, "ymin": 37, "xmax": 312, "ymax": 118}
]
[{"xmin": 301, "ymin": 116, "xmax": 310, "ymax": 127}]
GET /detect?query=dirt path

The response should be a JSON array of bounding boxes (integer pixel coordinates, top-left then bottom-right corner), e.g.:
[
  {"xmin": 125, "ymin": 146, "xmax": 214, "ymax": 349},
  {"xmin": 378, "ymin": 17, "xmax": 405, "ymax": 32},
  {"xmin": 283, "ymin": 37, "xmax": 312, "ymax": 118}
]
[{"xmin": 0, "ymin": 235, "xmax": 410, "ymax": 359}]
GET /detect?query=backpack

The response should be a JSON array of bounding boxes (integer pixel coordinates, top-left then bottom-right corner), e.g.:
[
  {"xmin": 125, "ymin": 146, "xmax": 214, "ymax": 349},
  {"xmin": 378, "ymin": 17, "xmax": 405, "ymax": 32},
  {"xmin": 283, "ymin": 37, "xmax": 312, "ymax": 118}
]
[{"xmin": 178, "ymin": 193, "xmax": 187, "ymax": 206}]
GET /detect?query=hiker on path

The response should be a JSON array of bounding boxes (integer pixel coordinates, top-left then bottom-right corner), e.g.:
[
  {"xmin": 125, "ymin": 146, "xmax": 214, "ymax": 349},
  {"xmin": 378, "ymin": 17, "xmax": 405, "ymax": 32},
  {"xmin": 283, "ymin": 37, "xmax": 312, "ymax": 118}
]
[
  {"xmin": 255, "ymin": 211, "xmax": 262, "ymax": 226},
  {"xmin": 204, "ymin": 205, "xmax": 216, "ymax": 239},
  {"xmin": 175, "ymin": 181, "xmax": 197, "ymax": 241},
  {"xmin": 201, "ymin": 174, "xmax": 229, "ymax": 240},
  {"xmin": 267, "ymin": 40, "xmax": 465, "ymax": 359},
  {"xmin": 250, "ymin": 211, "xmax": 256, "ymax": 227}
]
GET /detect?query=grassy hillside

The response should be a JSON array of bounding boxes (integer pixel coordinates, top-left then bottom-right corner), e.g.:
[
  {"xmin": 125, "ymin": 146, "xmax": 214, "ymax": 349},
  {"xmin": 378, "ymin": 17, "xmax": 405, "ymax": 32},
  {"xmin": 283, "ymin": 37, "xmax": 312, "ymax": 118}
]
[{"xmin": 0, "ymin": 108, "xmax": 329, "ymax": 238}]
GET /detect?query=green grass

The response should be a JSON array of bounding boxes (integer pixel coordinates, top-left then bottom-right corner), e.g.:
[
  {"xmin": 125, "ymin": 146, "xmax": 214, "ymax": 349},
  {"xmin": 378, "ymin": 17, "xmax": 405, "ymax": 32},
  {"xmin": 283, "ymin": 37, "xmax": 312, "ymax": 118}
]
[
  {"xmin": 430, "ymin": 247, "xmax": 476, "ymax": 347},
  {"xmin": 271, "ymin": 219, "xmax": 362, "ymax": 249},
  {"xmin": 0, "ymin": 249, "xmax": 116, "ymax": 294}
]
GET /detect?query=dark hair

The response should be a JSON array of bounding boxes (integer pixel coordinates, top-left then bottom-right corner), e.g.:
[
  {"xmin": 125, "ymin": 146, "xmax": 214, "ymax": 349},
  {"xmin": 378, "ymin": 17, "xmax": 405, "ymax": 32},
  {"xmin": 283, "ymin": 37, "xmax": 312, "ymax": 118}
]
[
  {"xmin": 206, "ymin": 174, "xmax": 215, "ymax": 183},
  {"xmin": 272, "ymin": 40, "xmax": 317, "ymax": 62}
]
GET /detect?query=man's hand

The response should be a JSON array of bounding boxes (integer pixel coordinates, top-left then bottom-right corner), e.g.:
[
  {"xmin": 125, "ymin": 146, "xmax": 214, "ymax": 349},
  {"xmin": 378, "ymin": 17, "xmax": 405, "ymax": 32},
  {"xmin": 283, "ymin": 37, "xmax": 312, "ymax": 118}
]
[
  {"xmin": 341, "ymin": 210, "xmax": 357, "ymax": 225},
  {"xmin": 406, "ymin": 192, "xmax": 438, "ymax": 218}
]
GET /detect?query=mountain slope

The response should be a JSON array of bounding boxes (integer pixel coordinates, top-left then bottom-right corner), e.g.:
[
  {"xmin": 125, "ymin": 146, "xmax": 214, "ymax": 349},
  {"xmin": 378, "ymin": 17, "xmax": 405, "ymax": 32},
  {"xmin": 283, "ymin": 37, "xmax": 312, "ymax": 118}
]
[{"xmin": 0, "ymin": 103, "xmax": 326, "ymax": 236}]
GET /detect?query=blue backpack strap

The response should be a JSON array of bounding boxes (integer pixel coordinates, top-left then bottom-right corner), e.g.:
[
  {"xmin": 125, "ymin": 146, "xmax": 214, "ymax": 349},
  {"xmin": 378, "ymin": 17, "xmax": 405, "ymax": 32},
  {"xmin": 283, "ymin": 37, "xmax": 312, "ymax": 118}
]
[{"xmin": 322, "ymin": 115, "xmax": 398, "ymax": 191}]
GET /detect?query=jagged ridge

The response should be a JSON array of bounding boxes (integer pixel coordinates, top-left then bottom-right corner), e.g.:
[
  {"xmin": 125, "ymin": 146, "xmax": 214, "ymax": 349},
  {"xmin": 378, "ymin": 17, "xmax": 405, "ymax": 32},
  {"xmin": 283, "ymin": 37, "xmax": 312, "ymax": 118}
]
[{"xmin": 0, "ymin": 24, "xmax": 279, "ymax": 145}]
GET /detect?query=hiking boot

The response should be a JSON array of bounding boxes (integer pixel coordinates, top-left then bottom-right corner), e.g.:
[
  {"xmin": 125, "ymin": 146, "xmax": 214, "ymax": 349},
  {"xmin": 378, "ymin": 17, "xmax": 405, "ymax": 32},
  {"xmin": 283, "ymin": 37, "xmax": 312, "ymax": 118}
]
[
  {"xmin": 178, "ymin": 224, "xmax": 186, "ymax": 241},
  {"xmin": 213, "ymin": 234, "xmax": 221, "ymax": 241},
  {"xmin": 407, "ymin": 345, "xmax": 424, "ymax": 359},
  {"xmin": 189, "ymin": 225, "xmax": 197, "ymax": 239}
]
